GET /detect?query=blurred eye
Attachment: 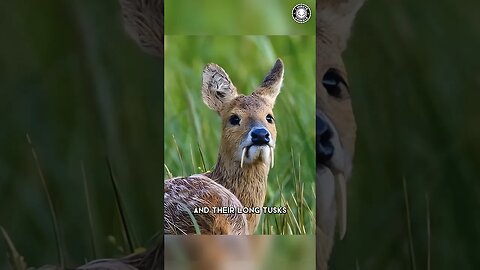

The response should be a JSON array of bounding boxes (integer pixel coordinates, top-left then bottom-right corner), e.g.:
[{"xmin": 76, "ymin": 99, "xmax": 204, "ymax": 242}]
[
  {"xmin": 322, "ymin": 69, "xmax": 348, "ymax": 99},
  {"xmin": 229, "ymin": 114, "xmax": 241, "ymax": 125},
  {"xmin": 266, "ymin": 114, "xmax": 274, "ymax": 124}
]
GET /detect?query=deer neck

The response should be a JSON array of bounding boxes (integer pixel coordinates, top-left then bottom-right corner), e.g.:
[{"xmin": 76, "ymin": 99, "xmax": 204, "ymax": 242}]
[{"xmin": 205, "ymin": 150, "xmax": 270, "ymax": 232}]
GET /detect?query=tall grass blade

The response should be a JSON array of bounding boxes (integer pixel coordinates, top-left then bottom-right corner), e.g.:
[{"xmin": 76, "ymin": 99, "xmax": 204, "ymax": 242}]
[
  {"xmin": 107, "ymin": 158, "xmax": 135, "ymax": 253},
  {"xmin": 426, "ymin": 193, "xmax": 431, "ymax": 270},
  {"xmin": 81, "ymin": 162, "xmax": 98, "ymax": 259},
  {"xmin": 1, "ymin": 226, "xmax": 27, "ymax": 270},
  {"xmin": 303, "ymin": 196, "xmax": 315, "ymax": 228},
  {"xmin": 189, "ymin": 144, "xmax": 196, "ymax": 173},
  {"xmin": 172, "ymin": 135, "xmax": 186, "ymax": 175},
  {"xmin": 286, "ymin": 200, "xmax": 301, "ymax": 234},
  {"xmin": 186, "ymin": 90, "xmax": 204, "ymax": 146},
  {"xmin": 403, "ymin": 178, "xmax": 417, "ymax": 270},
  {"xmin": 26, "ymin": 134, "xmax": 65, "ymax": 268},
  {"xmin": 197, "ymin": 143, "xmax": 207, "ymax": 172},
  {"xmin": 178, "ymin": 202, "xmax": 201, "ymax": 235},
  {"xmin": 164, "ymin": 164, "xmax": 174, "ymax": 179}
]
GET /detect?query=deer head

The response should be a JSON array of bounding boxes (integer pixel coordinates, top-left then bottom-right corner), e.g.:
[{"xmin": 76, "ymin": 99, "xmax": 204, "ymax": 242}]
[
  {"xmin": 202, "ymin": 59, "xmax": 284, "ymax": 172},
  {"xmin": 202, "ymin": 59, "xmax": 284, "ymax": 234}
]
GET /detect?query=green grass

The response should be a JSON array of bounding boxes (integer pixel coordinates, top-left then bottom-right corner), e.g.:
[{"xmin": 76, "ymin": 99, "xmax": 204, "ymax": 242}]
[
  {"xmin": 0, "ymin": 2, "xmax": 164, "ymax": 266},
  {"xmin": 164, "ymin": 35, "xmax": 316, "ymax": 235}
]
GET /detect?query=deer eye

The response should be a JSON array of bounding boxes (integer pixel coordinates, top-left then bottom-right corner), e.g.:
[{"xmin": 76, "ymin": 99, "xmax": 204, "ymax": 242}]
[
  {"xmin": 322, "ymin": 69, "xmax": 348, "ymax": 99},
  {"xmin": 229, "ymin": 115, "xmax": 241, "ymax": 125},
  {"xmin": 266, "ymin": 114, "xmax": 274, "ymax": 124}
]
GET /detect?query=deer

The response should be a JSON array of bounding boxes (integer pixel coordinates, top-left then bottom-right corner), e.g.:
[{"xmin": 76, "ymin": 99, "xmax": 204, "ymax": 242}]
[{"xmin": 164, "ymin": 59, "xmax": 284, "ymax": 235}]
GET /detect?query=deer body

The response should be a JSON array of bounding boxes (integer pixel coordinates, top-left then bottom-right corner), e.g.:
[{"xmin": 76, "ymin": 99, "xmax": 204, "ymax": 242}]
[{"xmin": 164, "ymin": 59, "xmax": 284, "ymax": 235}]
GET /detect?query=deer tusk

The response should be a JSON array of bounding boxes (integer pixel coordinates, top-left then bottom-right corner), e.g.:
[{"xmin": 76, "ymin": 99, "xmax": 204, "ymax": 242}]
[
  {"xmin": 335, "ymin": 173, "xmax": 347, "ymax": 240},
  {"xmin": 270, "ymin": 146, "xmax": 274, "ymax": 169},
  {"xmin": 240, "ymin": 147, "xmax": 246, "ymax": 168}
]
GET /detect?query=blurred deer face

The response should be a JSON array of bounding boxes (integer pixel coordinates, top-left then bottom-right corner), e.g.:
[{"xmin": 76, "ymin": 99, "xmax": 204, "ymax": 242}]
[
  {"xmin": 316, "ymin": 0, "xmax": 364, "ymax": 267},
  {"xmin": 316, "ymin": 32, "xmax": 357, "ymax": 241},
  {"xmin": 202, "ymin": 59, "xmax": 284, "ymax": 169},
  {"xmin": 317, "ymin": 1, "xmax": 361, "ymax": 180}
]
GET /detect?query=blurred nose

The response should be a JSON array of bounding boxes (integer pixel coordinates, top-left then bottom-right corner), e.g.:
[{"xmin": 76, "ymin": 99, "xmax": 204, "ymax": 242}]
[
  {"xmin": 317, "ymin": 115, "xmax": 334, "ymax": 163},
  {"xmin": 251, "ymin": 128, "xmax": 270, "ymax": 145}
]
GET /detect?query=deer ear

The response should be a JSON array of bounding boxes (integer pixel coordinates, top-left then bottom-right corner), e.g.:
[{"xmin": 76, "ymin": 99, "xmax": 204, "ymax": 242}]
[
  {"xmin": 253, "ymin": 59, "xmax": 284, "ymax": 104},
  {"xmin": 202, "ymin": 63, "xmax": 238, "ymax": 112},
  {"xmin": 317, "ymin": 0, "xmax": 364, "ymax": 52}
]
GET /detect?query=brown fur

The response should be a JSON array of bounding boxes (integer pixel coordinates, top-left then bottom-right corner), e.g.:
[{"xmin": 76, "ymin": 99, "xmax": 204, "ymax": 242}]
[
  {"xmin": 164, "ymin": 175, "xmax": 248, "ymax": 235},
  {"xmin": 119, "ymin": 0, "xmax": 164, "ymax": 57}
]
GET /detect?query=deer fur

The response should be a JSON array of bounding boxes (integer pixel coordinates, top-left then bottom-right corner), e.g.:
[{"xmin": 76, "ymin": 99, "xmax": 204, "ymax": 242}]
[{"xmin": 119, "ymin": 0, "xmax": 163, "ymax": 57}]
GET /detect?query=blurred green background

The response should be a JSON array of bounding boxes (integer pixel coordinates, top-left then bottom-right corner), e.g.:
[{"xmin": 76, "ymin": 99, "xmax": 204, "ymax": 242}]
[
  {"xmin": 165, "ymin": 0, "xmax": 315, "ymax": 35},
  {"xmin": 0, "ymin": 0, "xmax": 163, "ymax": 268},
  {"xmin": 164, "ymin": 35, "xmax": 316, "ymax": 235},
  {"xmin": 331, "ymin": 0, "xmax": 480, "ymax": 269},
  {"xmin": 165, "ymin": 236, "xmax": 315, "ymax": 270}
]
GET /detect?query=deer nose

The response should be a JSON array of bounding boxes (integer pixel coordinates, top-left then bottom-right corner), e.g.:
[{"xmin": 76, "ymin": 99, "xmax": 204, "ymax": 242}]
[
  {"xmin": 251, "ymin": 128, "xmax": 270, "ymax": 145},
  {"xmin": 317, "ymin": 115, "xmax": 334, "ymax": 163}
]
